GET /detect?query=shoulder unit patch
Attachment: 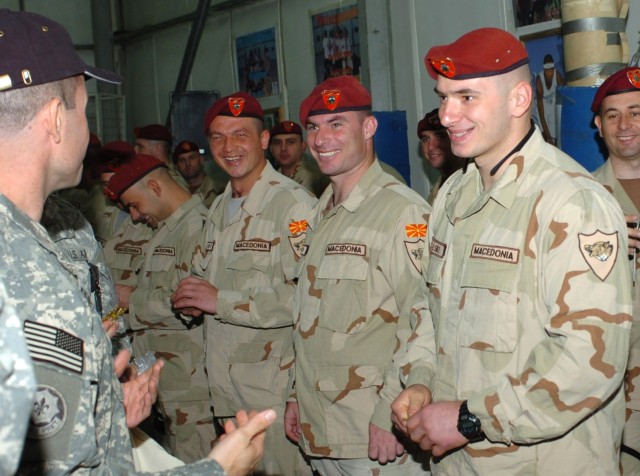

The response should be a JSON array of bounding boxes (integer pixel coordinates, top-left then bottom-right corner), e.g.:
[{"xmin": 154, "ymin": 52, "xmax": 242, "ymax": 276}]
[{"xmin": 579, "ymin": 230, "xmax": 618, "ymax": 281}]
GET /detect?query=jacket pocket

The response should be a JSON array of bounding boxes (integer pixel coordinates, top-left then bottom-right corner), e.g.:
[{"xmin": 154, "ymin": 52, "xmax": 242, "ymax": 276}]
[
  {"xmin": 458, "ymin": 259, "xmax": 519, "ymax": 353},
  {"xmin": 316, "ymin": 256, "xmax": 368, "ymax": 334}
]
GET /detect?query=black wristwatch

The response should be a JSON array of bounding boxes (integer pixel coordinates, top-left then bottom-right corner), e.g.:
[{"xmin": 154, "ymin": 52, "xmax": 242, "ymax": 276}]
[{"xmin": 457, "ymin": 400, "xmax": 485, "ymax": 442}]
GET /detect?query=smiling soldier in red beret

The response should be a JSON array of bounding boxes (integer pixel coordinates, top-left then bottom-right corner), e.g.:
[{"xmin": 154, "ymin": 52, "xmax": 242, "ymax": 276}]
[
  {"xmin": 391, "ymin": 27, "xmax": 632, "ymax": 475},
  {"xmin": 171, "ymin": 91, "xmax": 317, "ymax": 476},
  {"xmin": 285, "ymin": 75, "xmax": 432, "ymax": 475},
  {"xmin": 591, "ymin": 66, "xmax": 640, "ymax": 475}
]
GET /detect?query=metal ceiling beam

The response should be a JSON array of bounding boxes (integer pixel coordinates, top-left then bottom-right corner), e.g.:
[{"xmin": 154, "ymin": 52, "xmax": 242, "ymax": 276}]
[
  {"xmin": 166, "ymin": 0, "xmax": 211, "ymax": 125},
  {"xmin": 113, "ymin": 0, "xmax": 261, "ymax": 45}
]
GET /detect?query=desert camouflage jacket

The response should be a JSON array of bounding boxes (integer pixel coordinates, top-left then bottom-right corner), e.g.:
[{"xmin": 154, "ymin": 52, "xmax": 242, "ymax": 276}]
[
  {"xmin": 412, "ymin": 129, "xmax": 632, "ymax": 475},
  {"xmin": 292, "ymin": 160, "xmax": 433, "ymax": 459}
]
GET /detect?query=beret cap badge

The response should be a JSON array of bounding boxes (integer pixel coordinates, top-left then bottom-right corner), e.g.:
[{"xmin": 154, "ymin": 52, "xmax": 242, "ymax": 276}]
[
  {"xmin": 627, "ymin": 69, "xmax": 640, "ymax": 89},
  {"xmin": 228, "ymin": 97, "xmax": 245, "ymax": 116},
  {"xmin": 431, "ymin": 58, "xmax": 455, "ymax": 78},
  {"xmin": 322, "ymin": 89, "xmax": 341, "ymax": 111}
]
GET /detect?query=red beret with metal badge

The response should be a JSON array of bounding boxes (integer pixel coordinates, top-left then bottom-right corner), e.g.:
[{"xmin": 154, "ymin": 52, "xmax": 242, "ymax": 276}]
[
  {"xmin": 173, "ymin": 140, "xmax": 200, "ymax": 159},
  {"xmin": 591, "ymin": 67, "xmax": 640, "ymax": 113},
  {"xmin": 269, "ymin": 121, "xmax": 303, "ymax": 138},
  {"xmin": 203, "ymin": 92, "xmax": 264, "ymax": 134},
  {"xmin": 425, "ymin": 27, "xmax": 529, "ymax": 81},
  {"xmin": 104, "ymin": 154, "xmax": 165, "ymax": 201},
  {"xmin": 299, "ymin": 76, "xmax": 371, "ymax": 125}
]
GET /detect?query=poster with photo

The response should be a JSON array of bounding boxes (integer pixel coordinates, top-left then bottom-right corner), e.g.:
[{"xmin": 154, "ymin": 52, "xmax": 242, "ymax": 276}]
[
  {"xmin": 522, "ymin": 32, "xmax": 565, "ymax": 145},
  {"xmin": 513, "ymin": 0, "xmax": 561, "ymax": 28},
  {"xmin": 311, "ymin": 5, "xmax": 361, "ymax": 84},
  {"xmin": 236, "ymin": 27, "xmax": 279, "ymax": 97}
]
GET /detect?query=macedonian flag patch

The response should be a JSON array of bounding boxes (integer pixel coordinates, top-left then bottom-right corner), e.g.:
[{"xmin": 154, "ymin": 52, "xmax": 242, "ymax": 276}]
[
  {"xmin": 405, "ymin": 223, "xmax": 427, "ymax": 238},
  {"xmin": 579, "ymin": 230, "xmax": 618, "ymax": 281}
]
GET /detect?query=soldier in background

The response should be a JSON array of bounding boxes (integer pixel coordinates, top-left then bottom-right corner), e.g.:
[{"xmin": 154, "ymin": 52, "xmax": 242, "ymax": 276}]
[
  {"xmin": 417, "ymin": 108, "xmax": 465, "ymax": 205},
  {"xmin": 172, "ymin": 92, "xmax": 317, "ymax": 476},
  {"xmin": 83, "ymin": 139, "xmax": 135, "ymax": 245},
  {"xmin": 173, "ymin": 140, "xmax": 226, "ymax": 207},
  {"xmin": 134, "ymin": 123, "xmax": 189, "ymax": 190},
  {"xmin": 284, "ymin": 76, "xmax": 431, "ymax": 475},
  {"xmin": 269, "ymin": 120, "xmax": 329, "ymax": 197},
  {"xmin": 591, "ymin": 66, "xmax": 640, "ymax": 475},
  {"xmin": 392, "ymin": 27, "xmax": 631, "ymax": 475},
  {"xmin": 106, "ymin": 154, "xmax": 215, "ymax": 463}
]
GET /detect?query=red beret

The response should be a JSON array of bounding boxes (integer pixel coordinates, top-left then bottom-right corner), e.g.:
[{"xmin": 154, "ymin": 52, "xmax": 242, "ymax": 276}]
[
  {"xmin": 173, "ymin": 140, "xmax": 200, "ymax": 159},
  {"xmin": 425, "ymin": 28, "xmax": 528, "ymax": 80},
  {"xmin": 269, "ymin": 121, "xmax": 302, "ymax": 138},
  {"xmin": 98, "ymin": 140, "xmax": 135, "ymax": 163},
  {"xmin": 417, "ymin": 108, "xmax": 444, "ymax": 138},
  {"xmin": 104, "ymin": 154, "xmax": 165, "ymax": 201},
  {"xmin": 591, "ymin": 67, "xmax": 640, "ymax": 113},
  {"xmin": 134, "ymin": 124, "xmax": 172, "ymax": 143},
  {"xmin": 203, "ymin": 92, "xmax": 264, "ymax": 133},
  {"xmin": 299, "ymin": 76, "xmax": 371, "ymax": 125}
]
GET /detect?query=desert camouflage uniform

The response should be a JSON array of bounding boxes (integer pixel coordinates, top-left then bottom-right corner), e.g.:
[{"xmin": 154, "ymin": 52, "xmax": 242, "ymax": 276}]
[
  {"xmin": 426, "ymin": 176, "xmax": 442, "ymax": 206},
  {"xmin": 192, "ymin": 161, "xmax": 316, "ymax": 475},
  {"xmin": 593, "ymin": 159, "xmax": 640, "ymax": 474},
  {"xmin": 292, "ymin": 160, "xmax": 431, "ymax": 473},
  {"xmin": 190, "ymin": 174, "xmax": 225, "ymax": 208},
  {"xmin": 104, "ymin": 215, "xmax": 154, "ymax": 288},
  {"xmin": 43, "ymin": 194, "xmax": 129, "ymax": 354},
  {"xmin": 410, "ymin": 129, "xmax": 632, "ymax": 475},
  {"xmin": 81, "ymin": 185, "xmax": 121, "ymax": 246},
  {"xmin": 0, "ymin": 280, "xmax": 35, "ymax": 476},
  {"xmin": 129, "ymin": 195, "xmax": 214, "ymax": 463},
  {"xmin": 280, "ymin": 156, "xmax": 330, "ymax": 198},
  {"xmin": 0, "ymin": 194, "xmax": 221, "ymax": 474}
]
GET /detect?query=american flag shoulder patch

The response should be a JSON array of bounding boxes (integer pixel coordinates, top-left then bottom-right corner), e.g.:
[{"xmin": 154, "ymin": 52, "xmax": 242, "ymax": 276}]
[{"xmin": 24, "ymin": 320, "xmax": 84, "ymax": 374}]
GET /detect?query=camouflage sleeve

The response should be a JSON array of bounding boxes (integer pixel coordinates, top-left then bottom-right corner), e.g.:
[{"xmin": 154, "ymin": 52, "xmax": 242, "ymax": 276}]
[
  {"xmin": 216, "ymin": 199, "xmax": 315, "ymax": 328},
  {"xmin": 0, "ymin": 283, "xmax": 35, "ymax": 476},
  {"xmin": 468, "ymin": 189, "xmax": 633, "ymax": 444},
  {"xmin": 370, "ymin": 203, "xmax": 437, "ymax": 431}
]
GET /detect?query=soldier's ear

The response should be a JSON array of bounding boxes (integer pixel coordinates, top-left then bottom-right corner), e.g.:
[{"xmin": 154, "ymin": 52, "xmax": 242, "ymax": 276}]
[
  {"xmin": 147, "ymin": 179, "xmax": 162, "ymax": 197},
  {"xmin": 594, "ymin": 115, "xmax": 603, "ymax": 137}
]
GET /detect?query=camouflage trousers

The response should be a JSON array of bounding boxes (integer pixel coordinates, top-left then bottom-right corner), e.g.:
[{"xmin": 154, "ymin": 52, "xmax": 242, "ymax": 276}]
[
  {"xmin": 310, "ymin": 451, "xmax": 429, "ymax": 476},
  {"xmin": 157, "ymin": 399, "xmax": 216, "ymax": 464}
]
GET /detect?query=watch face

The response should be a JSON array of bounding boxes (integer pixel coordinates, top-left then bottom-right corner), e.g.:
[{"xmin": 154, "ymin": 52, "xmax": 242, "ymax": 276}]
[{"xmin": 457, "ymin": 402, "xmax": 484, "ymax": 442}]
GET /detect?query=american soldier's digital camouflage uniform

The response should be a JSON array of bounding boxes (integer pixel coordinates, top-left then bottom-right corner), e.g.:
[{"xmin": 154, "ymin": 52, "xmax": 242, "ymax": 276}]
[
  {"xmin": 292, "ymin": 160, "xmax": 430, "ymax": 473},
  {"xmin": 0, "ymin": 194, "xmax": 223, "ymax": 474},
  {"xmin": 43, "ymin": 193, "xmax": 130, "ymax": 354},
  {"xmin": 192, "ymin": 161, "xmax": 316, "ymax": 475},
  {"xmin": 409, "ymin": 129, "xmax": 632, "ymax": 474},
  {"xmin": 128, "ymin": 195, "xmax": 215, "ymax": 463},
  {"xmin": 593, "ymin": 159, "xmax": 640, "ymax": 474},
  {"xmin": 0, "ymin": 280, "xmax": 35, "ymax": 475}
]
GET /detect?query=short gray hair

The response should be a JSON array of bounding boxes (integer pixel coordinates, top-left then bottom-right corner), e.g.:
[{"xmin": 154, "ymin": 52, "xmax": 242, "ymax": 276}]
[{"xmin": 0, "ymin": 76, "xmax": 80, "ymax": 133}]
